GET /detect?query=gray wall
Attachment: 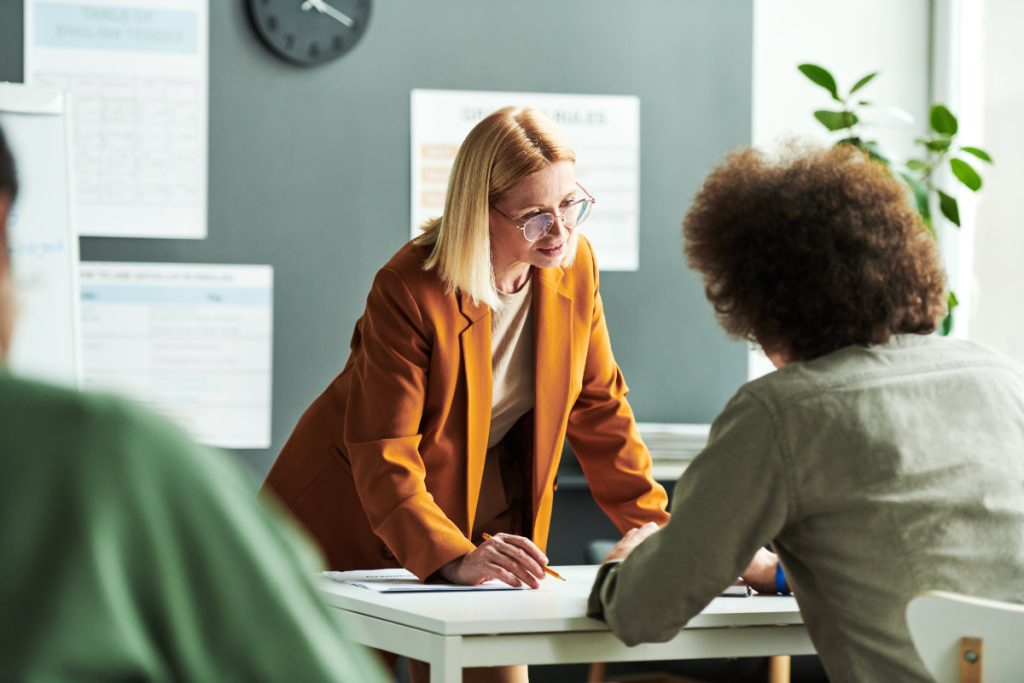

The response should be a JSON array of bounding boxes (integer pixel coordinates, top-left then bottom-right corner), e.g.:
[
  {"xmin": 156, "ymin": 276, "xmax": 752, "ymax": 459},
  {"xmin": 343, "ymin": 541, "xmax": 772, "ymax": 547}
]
[{"xmin": 0, "ymin": 0, "xmax": 752, "ymax": 477}]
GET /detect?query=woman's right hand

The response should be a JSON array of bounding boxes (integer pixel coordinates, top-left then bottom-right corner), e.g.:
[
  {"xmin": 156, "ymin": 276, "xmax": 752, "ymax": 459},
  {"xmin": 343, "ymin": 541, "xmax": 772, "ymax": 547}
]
[{"xmin": 439, "ymin": 533, "xmax": 548, "ymax": 589}]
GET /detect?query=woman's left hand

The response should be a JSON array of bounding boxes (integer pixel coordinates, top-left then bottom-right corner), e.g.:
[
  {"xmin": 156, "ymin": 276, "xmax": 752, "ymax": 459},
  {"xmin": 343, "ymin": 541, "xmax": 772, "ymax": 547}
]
[{"xmin": 602, "ymin": 522, "xmax": 660, "ymax": 563}]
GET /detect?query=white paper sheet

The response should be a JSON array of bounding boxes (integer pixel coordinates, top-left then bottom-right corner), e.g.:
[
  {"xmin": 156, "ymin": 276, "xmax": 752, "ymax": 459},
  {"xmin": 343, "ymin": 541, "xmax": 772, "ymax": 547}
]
[
  {"xmin": 78, "ymin": 262, "xmax": 272, "ymax": 448},
  {"xmin": 411, "ymin": 89, "xmax": 640, "ymax": 271},
  {"xmin": 24, "ymin": 0, "xmax": 209, "ymax": 238},
  {"xmin": 323, "ymin": 568, "xmax": 525, "ymax": 593}
]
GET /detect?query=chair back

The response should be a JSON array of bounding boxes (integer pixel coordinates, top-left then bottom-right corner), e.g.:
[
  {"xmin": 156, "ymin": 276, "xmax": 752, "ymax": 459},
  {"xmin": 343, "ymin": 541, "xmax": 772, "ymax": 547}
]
[{"xmin": 906, "ymin": 590, "xmax": 1024, "ymax": 683}]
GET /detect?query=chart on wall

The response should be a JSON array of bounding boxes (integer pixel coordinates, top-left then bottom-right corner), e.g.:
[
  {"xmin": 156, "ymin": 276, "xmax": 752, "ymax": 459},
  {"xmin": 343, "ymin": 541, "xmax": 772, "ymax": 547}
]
[
  {"xmin": 411, "ymin": 89, "xmax": 640, "ymax": 271},
  {"xmin": 24, "ymin": 0, "xmax": 208, "ymax": 238},
  {"xmin": 78, "ymin": 262, "xmax": 273, "ymax": 449},
  {"xmin": 0, "ymin": 83, "xmax": 80, "ymax": 387}
]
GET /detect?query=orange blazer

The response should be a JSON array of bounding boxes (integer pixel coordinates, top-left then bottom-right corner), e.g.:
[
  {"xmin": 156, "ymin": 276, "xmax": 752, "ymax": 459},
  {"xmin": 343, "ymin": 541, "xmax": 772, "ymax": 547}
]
[{"xmin": 263, "ymin": 236, "xmax": 669, "ymax": 580}]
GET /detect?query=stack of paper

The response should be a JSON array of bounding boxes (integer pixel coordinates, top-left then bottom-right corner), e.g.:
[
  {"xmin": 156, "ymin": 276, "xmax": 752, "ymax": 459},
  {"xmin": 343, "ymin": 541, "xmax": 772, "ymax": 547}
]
[{"xmin": 636, "ymin": 423, "xmax": 711, "ymax": 481}]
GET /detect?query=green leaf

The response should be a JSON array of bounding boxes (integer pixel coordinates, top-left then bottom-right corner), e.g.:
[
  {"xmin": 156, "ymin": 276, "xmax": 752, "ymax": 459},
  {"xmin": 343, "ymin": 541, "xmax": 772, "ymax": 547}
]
[
  {"xmin": 906, "ymin": 159, "xmax": 930, "ymax": 172},
  {"xmin": 798, "ymin": 64, "xmax": 840, "ymax": 100},
  {"xmin": 923, "ymin": 138, "xmax": 952, "ymax": 152},
  {"xmin": 899, "ymin": 171, "xmax": 935, "ymax": 238},
  {"xmin": 950, "ymin": 158, "xmax": 982, "ymax": 191},
  {"xmin": 940, "ymin": 312, "xmax": 953, "ymax": 336},
  {"xmin": 960, "ymin": 146, "xmax": 993, "ymax": 163},
  {"xmin": 930, "ymin": 104, "xmax": 959, "ymax": 136},
  {"xmin": 849, "ymin": 71, "xmax": 878, "ymax": 95},
  {"xmin": 938, "ymin": 190, "xmax": 960, "ymax": 227},
  {"xmin": 814, "ymin": 110, "xmax": 859, "ymax": 131},
  {"xmin": 940, "ymin": 292, "xmax": 959, "ymax": 336}
]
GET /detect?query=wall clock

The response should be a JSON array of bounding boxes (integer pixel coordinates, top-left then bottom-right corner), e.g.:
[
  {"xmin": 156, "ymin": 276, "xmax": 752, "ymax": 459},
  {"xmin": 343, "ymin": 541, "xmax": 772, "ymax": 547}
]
[{"xmin": 247, "ymin": 0, "xmax": 371, "ymax": 67}]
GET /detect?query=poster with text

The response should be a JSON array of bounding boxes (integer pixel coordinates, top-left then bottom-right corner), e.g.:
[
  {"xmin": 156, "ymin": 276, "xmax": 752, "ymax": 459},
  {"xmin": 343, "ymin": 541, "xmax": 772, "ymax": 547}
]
[
  {"xmin": 79, "ymin": 262, "xmax": 273, "ymax": 449},
  {"xmin": 411, "ymin": 89, "xmax": 640, "ymax": 271},
  {"xmin": 25, "ymin": 0, "xmax": 208, "ymax": 238}
]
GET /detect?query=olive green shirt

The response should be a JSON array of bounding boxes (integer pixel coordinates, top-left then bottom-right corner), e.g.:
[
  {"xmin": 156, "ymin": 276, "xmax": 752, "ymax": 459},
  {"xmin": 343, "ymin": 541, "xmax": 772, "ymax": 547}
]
[
  {"xmin": 0, "ymin": 373, "xmax": 388, "ymax": 683},
  {"xmin": 589, "ymin": 335, "xmax": 1024, "ymax": 682}
]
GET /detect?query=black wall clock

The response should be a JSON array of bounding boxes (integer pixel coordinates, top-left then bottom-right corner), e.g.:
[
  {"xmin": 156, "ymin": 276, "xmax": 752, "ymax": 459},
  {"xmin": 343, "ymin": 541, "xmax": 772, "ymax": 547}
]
[{"xmin": 247, "ymin": 0, "xmax": 371, "ymax": 67}]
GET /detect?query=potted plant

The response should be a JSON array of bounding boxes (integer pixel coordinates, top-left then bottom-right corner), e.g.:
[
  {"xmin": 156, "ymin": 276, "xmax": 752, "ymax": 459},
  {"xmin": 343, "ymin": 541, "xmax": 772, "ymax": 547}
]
[{"xmin": 798, "ymin": 63, "xmax": 994, "ymax": 334}]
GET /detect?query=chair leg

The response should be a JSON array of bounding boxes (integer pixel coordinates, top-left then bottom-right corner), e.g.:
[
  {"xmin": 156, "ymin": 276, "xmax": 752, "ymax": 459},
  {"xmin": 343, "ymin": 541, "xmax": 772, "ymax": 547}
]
[
  {"xmin": 587, "ymin": 662, "xmax": 607, "ymax": 683},
  {"xmin": 768, "ymin": 655, "xmax": 791, "ymax": 683}
]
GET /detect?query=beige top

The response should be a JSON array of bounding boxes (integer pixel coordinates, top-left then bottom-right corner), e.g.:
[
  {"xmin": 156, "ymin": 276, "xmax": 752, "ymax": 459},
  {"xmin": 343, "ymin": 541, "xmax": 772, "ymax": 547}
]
[
  {"xmin": 487, "ymin": 280, "xmax": 535, "ymax": 449},
  {"xmin": 589, "ymin": 335, "xmax": 1024, "ymax": 683}
]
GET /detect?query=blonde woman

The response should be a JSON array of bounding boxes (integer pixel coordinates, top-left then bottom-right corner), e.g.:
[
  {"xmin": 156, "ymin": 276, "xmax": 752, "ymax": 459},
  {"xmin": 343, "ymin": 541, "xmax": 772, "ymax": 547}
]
[{"xmin": 263, "ymin": 107, "xmax": 670, "ymax": 682}]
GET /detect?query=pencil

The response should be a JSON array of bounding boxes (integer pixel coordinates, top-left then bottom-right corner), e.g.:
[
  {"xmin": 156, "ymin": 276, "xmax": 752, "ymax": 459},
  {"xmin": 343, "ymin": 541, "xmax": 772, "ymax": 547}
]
[{"xmin": 481, "ymin": 533, "xmax": 566, "ymax": 581}]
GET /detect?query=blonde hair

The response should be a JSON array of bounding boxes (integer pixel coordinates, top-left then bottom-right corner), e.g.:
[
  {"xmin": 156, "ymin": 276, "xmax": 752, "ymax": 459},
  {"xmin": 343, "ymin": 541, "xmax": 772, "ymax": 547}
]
[{"xmin": 414, "ymin": 106, "xmax": 577, "ymax": 309}]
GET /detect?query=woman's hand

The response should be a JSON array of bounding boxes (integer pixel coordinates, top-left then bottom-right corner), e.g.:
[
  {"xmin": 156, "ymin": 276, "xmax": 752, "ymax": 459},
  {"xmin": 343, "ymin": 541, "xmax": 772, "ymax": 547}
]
[
  {"xmin": 739, "ymin": 547, "xmax": 780, "ymax": 594},
  {"xmin": 602, "ymin": 522, "xmax": 660, "ymax": 563},
  {"xmin": 439, "ymin": 533, "xmax": 549, "ymax": 589}
]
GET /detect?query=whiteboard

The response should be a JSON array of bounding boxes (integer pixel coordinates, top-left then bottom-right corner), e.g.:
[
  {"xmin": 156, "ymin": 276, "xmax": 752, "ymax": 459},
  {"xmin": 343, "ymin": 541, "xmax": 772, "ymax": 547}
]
[{"xmin": 0, "ymin": 82, "xmax": 80, "ymax": 386}]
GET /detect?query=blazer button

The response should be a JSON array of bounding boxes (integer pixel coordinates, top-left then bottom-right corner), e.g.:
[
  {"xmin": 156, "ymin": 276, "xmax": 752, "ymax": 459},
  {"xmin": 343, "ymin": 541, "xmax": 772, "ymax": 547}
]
[{"xmin": 381, "ymin": 546, "xmax": 395, "ymax": 560}]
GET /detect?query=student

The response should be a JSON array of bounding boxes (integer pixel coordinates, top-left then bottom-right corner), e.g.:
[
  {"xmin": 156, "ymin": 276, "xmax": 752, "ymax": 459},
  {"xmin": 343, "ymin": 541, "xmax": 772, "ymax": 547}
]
[
  {"xmin": 0, "ymin": 125, "xmax": 388, "ymax": 682},
  {"xmin": 588, "ymin": 144, "xmax": 1024, "ymax": 683}
]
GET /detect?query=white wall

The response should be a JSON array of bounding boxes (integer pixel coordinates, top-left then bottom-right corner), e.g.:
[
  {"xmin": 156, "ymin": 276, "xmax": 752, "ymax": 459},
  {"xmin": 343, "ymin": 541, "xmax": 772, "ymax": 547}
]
[
  {"xmin": 748, "ymin": 0, "xmax": 932, "ymax": 378},
  {"xmin": 968, "ymin": 0, "xmax": 1024, "ymax": 360}
]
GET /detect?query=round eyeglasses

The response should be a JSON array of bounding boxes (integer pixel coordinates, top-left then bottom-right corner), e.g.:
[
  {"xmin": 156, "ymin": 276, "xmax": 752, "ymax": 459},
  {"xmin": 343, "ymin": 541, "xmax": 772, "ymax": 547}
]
[{"xmin": 492, "ymin": 183, "xmax": 596, "ymax": 242}]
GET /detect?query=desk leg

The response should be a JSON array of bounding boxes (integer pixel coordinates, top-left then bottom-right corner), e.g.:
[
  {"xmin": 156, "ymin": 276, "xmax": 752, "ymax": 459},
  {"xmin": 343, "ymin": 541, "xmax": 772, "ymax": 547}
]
[
  {"xmin": 431, "ymin": 635, "xmax": 463, "ymax": 683},
  {"xmin": 768, "ymin": 655, "xmax": 791, "ymax": 683}
]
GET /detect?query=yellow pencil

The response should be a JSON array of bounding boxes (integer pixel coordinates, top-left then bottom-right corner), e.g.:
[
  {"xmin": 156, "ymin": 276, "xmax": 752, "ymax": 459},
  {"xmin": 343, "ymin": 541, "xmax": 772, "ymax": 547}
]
[{"xmin": 481, "ymin": 533, "xmax": 566, "ymax": 581}]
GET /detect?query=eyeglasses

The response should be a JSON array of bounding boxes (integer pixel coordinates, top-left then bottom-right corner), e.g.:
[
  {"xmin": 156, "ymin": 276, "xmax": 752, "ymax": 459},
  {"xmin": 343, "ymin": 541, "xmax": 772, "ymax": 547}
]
[{"xmin": 492, "ymin": 183, "xmax": 596, "ymax": 242}]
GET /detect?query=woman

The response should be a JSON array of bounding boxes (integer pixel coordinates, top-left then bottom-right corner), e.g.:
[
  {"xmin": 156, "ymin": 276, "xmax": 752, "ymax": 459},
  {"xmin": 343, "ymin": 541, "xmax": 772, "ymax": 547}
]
[
  {"xmin": 264, "ymin": 107, "xmax": 670, "ymax": 680},
  {"xmin": 588, "ymin": 144, "xmax": 1024, "ymax": 683}
]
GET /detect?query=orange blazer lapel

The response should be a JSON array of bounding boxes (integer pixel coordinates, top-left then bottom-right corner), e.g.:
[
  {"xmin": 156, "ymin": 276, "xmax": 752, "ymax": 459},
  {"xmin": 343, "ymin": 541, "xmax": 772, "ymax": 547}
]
[{"xmin": 458, "ymin": 291, "xmax": 492, "ymax": 533}]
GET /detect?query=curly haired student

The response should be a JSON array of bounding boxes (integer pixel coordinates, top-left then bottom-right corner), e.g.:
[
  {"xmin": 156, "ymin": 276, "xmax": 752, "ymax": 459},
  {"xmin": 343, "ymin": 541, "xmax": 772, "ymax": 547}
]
[{"xmin": 589, "ymin": 144, "xmax": 1024, "ymax": 683}]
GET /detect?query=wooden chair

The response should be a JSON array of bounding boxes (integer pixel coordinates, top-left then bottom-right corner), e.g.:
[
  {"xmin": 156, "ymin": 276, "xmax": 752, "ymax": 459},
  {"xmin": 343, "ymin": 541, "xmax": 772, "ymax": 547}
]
[{"xmin": 906, "ymin": 590, "xmax": 1024, "ymax": 682}]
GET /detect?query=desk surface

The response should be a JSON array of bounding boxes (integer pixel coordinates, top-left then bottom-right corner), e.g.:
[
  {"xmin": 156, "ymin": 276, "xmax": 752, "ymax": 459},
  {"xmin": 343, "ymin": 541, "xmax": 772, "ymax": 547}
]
[{"xmin": 318, "ymin": 565, "xmax": 803, "ymax": 637}]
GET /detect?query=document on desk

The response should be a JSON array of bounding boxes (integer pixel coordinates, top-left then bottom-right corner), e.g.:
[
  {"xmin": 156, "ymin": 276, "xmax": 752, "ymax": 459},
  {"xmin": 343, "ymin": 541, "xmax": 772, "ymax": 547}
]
[
  {"xmin": 722, "ymin": 584, "xmax": 753, "ymax": 598},
  {"xmin": 324, "ymin": 569, "xmax": 527, "ymax": 593}
]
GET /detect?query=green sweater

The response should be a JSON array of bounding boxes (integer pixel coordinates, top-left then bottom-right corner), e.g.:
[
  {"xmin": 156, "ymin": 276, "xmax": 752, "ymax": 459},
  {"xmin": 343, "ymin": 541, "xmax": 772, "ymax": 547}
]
[
  {"xmin": 590, "ymin": 335, "xmax": 1024, "ymax": 682},
  {"xmin": 0, "ymin": 373, "xmax": 388, "ymax": 683}
]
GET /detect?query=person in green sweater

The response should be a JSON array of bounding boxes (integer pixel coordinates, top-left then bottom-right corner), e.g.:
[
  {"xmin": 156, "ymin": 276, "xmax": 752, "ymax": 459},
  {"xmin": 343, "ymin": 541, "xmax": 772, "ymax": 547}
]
[{"xmin": 0, "ymin": 126, "xmax": 389, "ymax": 682}]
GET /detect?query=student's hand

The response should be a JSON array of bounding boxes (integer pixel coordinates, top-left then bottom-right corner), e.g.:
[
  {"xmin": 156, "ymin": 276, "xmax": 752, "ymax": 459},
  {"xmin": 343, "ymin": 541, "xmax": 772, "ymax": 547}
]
[
  {"xmin": 602, "ymin": 522, "xmax": 660, "ymax": 563},
  {"xmin": 739, "ymin": 547, "xmax": 780, "ymax": 594},
  {"xmin": 439, "ymin": 533, "xmax": 548, "ymax": 589}
]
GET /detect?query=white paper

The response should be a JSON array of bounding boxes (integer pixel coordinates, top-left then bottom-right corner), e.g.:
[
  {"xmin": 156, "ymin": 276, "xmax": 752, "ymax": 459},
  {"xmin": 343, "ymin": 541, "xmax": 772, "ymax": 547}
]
[
  {"xmin": 411, "ymin": 89, "xmax": 640, "ymax": 271},
  {"xmin": 78, "ymin": 262, "xmax": 273, "ymax": 448},
  {"xmin": 24, "ymin": 0, "xmax": 209, "ymax": 238},
  {"xmin": 0, "ymin": 83, "xmax": 81, "ymax": 387},
  {"xmin": 323, "ymin": 568, "xmax": 525, "ymax": 593}
]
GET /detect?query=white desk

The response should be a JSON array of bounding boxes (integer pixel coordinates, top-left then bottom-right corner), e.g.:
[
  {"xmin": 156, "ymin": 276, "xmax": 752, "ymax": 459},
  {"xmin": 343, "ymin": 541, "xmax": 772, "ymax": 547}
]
[{"xmin": 319, "ymin": 565, "xmax": 814, "ymax": 683}]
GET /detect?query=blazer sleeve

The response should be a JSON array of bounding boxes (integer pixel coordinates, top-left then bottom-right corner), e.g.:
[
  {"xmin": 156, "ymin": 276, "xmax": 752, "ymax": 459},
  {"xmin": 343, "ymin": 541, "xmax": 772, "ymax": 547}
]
[
  {"xmin": 565, "ymin": 241, "xmax": 670, "ymax": 531},
  {"xmin": 343, "ymin": 267, "xmax": 476, "ymax": 580}
]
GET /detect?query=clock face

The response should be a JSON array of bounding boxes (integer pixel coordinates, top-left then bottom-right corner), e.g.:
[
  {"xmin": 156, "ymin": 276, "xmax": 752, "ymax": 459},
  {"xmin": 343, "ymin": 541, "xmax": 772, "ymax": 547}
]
[{"xmin": 247, "ymin": 0, "xmax": 371, "ymax": 67}]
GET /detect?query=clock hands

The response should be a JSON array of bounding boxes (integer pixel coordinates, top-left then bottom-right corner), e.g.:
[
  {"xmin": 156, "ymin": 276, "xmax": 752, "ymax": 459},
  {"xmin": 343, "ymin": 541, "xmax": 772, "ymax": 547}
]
[{"xmin": 300, "ymin": 0, "xmax": 355, "ymax": 28}]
